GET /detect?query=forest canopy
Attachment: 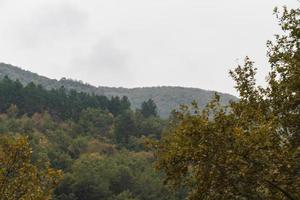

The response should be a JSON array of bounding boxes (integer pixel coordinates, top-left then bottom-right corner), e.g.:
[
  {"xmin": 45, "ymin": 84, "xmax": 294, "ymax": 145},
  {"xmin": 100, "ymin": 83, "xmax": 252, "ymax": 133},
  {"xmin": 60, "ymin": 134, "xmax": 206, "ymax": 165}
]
[{"xmin": 0, "ymin": 76, "xmax": 184, "ymax": 199}]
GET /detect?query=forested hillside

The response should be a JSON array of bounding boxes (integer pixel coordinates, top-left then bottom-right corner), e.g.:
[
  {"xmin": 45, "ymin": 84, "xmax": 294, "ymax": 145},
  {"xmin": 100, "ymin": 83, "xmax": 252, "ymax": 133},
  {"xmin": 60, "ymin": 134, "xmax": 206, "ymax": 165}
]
[
  {"xmin": 0, "ymin": 63, "xmax": 237, "ymax": 117},
  {"xmin": 0, "ymin": 4, "xmax": 299, "ymax": 200},
  {"xmin": 0, "ymin": 76, "xmax": 186, "ymax": 199}
]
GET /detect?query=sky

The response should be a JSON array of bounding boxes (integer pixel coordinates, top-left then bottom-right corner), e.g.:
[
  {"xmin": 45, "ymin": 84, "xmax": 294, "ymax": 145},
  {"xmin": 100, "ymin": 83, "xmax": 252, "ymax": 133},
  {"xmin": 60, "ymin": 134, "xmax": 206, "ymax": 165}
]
[{"xmin": 0, "ymin": 0, "xmax": 299, "ymax": 96}]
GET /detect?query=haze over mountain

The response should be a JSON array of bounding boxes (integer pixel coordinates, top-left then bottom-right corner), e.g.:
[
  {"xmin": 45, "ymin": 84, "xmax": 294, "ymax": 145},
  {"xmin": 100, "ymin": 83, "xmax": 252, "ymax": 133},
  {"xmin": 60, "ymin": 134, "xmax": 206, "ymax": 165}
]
[
  {"xmin": 0, "ymin": 63, "xmax": 237, "ymax": 117},
  {"xmin": 1, "ymin": 1, "xmax": 298, "ymax": 96}
]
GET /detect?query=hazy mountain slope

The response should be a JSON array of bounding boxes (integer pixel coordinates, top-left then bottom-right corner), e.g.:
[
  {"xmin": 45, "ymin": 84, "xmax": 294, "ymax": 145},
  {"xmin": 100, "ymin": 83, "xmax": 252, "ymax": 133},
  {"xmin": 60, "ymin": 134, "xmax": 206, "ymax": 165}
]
[{"xmin": 0, "ymin": 63, "xmax": 237, "ymax": 117}]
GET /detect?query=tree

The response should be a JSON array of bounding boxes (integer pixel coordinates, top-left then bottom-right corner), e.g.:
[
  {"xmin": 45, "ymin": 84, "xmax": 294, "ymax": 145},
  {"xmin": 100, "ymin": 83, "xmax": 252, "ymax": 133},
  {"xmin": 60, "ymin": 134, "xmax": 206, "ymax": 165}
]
[
  {"xmin": 154, "ymin": 7, "xmax": 300, "ymax": 200},
  {"xmin": 136, "ymin": 116, "xmax": 165, "ymax": 138},
  {"xmin": 0, "ymin": 135, "xmax": 62, "ymax": 200},
  {"xmin": 54, "ymin": 151, "xmax": 183, "ymax": 200},
  {"xmin": 114, "ymin": 110, "xmax": 137, "ymax": 145},
  {"xmin": 58, "ymin": 153, "xmax": 114, "ymax": 200},
  {"xmin": 266, "ymin": 7, "xmax": 300, "ymax": 147},
  {"xmin": 121, "ymin": 96, "xmax": 131, "ymax": 111},
  {"xmin": 78, "ymin": 107, "xmax": 113, "ymax": 137},
  {"xmin": 140, "ymin": 99, "xmax": 158, "ymax": 118},
  {"xmin": 108, "ymin": 96, "xmax": 131, "ymax": 116}
]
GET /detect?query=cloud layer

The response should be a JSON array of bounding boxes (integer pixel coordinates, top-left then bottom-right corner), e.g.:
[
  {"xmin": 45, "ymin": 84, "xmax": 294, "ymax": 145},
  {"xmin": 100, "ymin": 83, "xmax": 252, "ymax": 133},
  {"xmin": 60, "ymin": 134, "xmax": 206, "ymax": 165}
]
[{"xmin": 0, "ymin": 0, "xmax": 298, "ymax": 95}]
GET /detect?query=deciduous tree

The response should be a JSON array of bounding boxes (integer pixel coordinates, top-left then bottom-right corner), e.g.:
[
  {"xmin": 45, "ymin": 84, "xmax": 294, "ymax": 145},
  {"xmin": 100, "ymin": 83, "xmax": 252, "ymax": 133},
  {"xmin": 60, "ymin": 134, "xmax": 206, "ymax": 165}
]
[
  {"xmin": 155, "ymin": 7, "xmax": 300, "ymax": 200},
  {"xmin": 0, "ymin": 135, "xmax": 62, "ymax": 200}
]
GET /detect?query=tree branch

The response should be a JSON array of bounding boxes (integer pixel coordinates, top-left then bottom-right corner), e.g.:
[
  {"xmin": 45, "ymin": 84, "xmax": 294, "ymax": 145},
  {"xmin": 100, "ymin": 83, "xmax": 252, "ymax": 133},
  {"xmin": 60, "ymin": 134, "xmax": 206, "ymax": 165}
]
[{"xmin": 265, "ymin": 180, "xmax": 295, "ymax": 200}]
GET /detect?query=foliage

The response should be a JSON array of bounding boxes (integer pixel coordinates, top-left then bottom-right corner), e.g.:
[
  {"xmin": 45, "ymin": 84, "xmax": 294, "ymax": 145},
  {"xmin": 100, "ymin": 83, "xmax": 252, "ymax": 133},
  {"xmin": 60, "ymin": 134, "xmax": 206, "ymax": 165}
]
[
  {"xmin": 140, "ymin": 99, "xmax": 158, "ymax": 118},
  {"xmin": 154, "ymin": 7, "xmax": 300, "ymax": 200},
  {"xmin": 0, "ymin": 63, "xmax": 237, "ymax": 118},
  {"xmin": 0, "ymin": 135, "xmax": 62, "ymax": 200},
  {"xmin": 78, "ymin": 108, "xmax": 113, "ymax": 137},
  {"xmin": 0, "ymin": 77, "xmax": 131, "ymax": 120},
  {"xmin": 114, "ymin": 110, "xmax": 138, "ymax": 146},
  {"xmin": 54, "ymin": 151, "xmax": 182, "ymax": 200},
  {"xmin": 267, "ymin": 6, "xmax": 300, "ymax": 147},
  {"xmin": 109, "ymin": 190, "xmax": 139, "ymax": 200},
  {"xmin": 0, "ymin": 91, "xmax": 179, "ymax": 199}
]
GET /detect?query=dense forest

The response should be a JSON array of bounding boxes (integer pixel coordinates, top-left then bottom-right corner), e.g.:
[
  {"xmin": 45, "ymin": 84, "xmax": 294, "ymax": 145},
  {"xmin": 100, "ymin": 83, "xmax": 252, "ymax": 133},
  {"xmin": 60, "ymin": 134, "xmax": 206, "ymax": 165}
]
[
  {"xmin": 0, "ymin": 5, "xmax": 299, "ymax": 200},
  {"xmin": 0, "ymin": 76, "xmax": 132, "ymax": 120},
  {"xmin": 0, "ymin": 77, "xmax": 186, "ymax": 199},
  {"xmin": 0, "ymin": 63, "xmax": 237, "ymax": 118}
]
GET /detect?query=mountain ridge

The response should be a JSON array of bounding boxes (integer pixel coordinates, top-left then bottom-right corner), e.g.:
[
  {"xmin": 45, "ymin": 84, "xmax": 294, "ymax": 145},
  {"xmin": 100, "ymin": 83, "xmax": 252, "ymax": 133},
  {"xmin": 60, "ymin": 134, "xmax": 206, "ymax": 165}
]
[{"xmin": 0, "ymin": 62, "xmax": 238, "ymax": 117}]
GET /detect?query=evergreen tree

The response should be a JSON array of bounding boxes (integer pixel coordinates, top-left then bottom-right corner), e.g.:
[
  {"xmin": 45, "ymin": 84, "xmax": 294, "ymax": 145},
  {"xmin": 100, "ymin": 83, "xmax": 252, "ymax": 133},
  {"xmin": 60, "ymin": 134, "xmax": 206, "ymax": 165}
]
[
  {"xmin": 114, "ymin": 110, "xmax": 137, "ymax": 145},
  {"xmin": 141, "ymin": 99, "xmax": 158, "ymax": 118}
]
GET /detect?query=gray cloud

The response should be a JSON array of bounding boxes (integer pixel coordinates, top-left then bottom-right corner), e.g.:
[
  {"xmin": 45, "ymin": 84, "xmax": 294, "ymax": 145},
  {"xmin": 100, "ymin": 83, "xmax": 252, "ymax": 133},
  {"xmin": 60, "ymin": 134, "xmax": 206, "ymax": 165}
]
[
  {"xmin": 36, "ymin": 3, "xmax": 87, "ymax": 34},
  {"xmin": 87, "ymin": 40, "xmax": 128, "ymax": 71},
  {"xmin": 69, "ymin": 38, "xmax": 133, "ymax": 86},
  {"xmin": 72, "ymin": 38, "xmax": 129, "ymax": 71},
  {"xmin": 14, "ymin": 3, "xmax": 88, "ymax": 47},
  {"xmin": 0, "ymin": 0, "xmax": 299, "ymax": 94}
]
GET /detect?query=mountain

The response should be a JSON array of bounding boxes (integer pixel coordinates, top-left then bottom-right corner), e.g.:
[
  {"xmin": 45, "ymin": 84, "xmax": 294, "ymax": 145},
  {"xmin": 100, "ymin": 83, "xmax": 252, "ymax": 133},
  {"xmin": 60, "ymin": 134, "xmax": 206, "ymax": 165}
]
[{"xmin": 0, "ymin": 63, "xmax": 237, "ymax": 117}]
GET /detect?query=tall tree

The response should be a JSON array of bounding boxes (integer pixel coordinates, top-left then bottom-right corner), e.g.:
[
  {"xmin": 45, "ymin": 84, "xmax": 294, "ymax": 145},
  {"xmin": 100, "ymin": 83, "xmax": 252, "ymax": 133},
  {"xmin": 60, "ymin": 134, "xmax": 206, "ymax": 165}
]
[
  {"xmin": 154, "ymin": 7, "xmax": 300, "ymax": 200},
  {"xmin": 267, "ymin": 7, "xmax": 300, "ymax": 147},
  {"xmin": 114, "ymin": 110, "xmax": 137, "ymax": 145},
  {"xmin": 141, "ymin": 99, "xmax": 158, "ymax": 118}
]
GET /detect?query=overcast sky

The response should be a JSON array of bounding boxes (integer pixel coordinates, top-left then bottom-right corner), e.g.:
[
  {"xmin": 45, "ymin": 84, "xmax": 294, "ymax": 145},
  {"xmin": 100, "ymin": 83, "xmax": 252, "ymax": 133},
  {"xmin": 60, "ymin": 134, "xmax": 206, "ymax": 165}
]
[{"xmin": 0, "ymin": 0, "xmax": 298, "ymax": 95}]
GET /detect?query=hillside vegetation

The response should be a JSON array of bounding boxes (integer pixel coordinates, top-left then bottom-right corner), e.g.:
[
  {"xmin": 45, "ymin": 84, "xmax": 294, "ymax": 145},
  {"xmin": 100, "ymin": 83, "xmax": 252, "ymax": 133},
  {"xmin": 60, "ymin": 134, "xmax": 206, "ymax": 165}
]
[
  {"xmin": 0, "ymin": 6, "xmax": 299, "ymax": 200},
  {"xmin": 0, "ymin": 63, "xmax": 237, "ymax": 117},
  {"xmin": 0, "ymin": 76, "xmax": 186, "ymax": 199}
]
